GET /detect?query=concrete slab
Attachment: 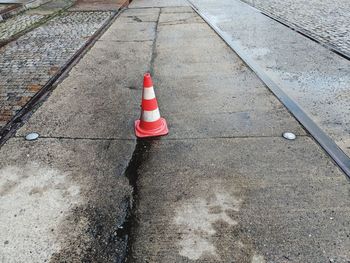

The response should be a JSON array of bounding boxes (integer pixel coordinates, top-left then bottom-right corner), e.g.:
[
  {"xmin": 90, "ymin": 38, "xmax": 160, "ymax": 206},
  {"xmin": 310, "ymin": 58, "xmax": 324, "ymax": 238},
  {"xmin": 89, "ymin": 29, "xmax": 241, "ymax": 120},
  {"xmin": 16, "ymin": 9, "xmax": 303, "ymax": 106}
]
[
  {"xmin": 157, "ymin": 76, "xmax": 283, "ymax": 113},
  {"xmin": 129, "ymin": 137, "xmax": 350, "ymax": 262},
  {"xmin": 161, "ymin": 6, "xmax": 193, "ymax": 13},
  {"xmin": 0, "ymin": 138, "xmax": 134, "ymax": 262},
  {"xmin": 165, "ymin": 109, "xmax": 305, "ymax": 139},
  {"xmin": 190, "ymin": 0, "xmax": 350, "ymax": 157},
  {"xmin": 69, "ymin": 0, "xmax": 128, "ymax": 11},
  {"xmin": 99, "ymin": 20, "xmax": 156, "ymax": 42},
  {"xmin": 17, "ymin": 37, "xmax": 154, "ymax": 139},
  {"xmin": 3, "ymin": 2, "xmax": 350, "ymax": 263},
  {"xmin": 117, "ymin": 7, "xmax": 159, "ymax": 22},
  {"xmin": 129, "ymin": 0, "xmax": 188, "ymax": 8},
  {"xmin": 158, "ymin": 11, "xmax": 204, "ymax": 25},
  {"xmin": 153, "ymin": 10, "xmax": 305, "ymax": 138},
  {"xmin": 157, "ymin": 22, "xmax": 217, "ymax": 42}
]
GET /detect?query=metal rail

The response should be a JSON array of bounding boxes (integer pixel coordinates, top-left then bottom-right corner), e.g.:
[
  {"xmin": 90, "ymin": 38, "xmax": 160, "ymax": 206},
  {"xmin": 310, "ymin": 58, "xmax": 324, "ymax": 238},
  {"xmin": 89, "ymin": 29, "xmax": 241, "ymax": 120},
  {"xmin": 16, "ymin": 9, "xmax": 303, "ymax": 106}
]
[{"xmin": 189, "ymin": 1, "xmax": 350, "ymax": 180}]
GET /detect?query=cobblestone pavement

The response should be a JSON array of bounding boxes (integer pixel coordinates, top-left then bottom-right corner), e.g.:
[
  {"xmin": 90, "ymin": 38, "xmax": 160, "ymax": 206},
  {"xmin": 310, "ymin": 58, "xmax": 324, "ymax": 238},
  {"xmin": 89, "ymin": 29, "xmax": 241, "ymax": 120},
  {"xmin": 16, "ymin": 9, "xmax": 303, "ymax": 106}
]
[
  {"xmin": 0, "ymin": 14, "xmax": 46, "ymax": 42},
  {"xmin": 0, "ymin": 11, "xmax": 113, "ymax": 129},
  {"xmin": 242, "ymin": 0, "xmax": 350, "ymax": 57},
  {"xmin": 0, "ymin": 0, "xmax": 74, "ymax": 45}
]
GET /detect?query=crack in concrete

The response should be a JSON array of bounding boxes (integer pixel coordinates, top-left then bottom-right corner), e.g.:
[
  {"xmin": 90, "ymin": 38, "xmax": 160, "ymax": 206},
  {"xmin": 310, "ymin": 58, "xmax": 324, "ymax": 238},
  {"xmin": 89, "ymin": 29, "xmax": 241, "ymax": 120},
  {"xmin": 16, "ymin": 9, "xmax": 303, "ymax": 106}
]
[
  {"xmin": 149, "ymin": 7, "xmax": 161, "ymax": 76},
  {"xmin": 123, "ymin": 139, "xmax": 152, "ymax": 263},
  {"xmin": 113, "ymin": 8, "xmax": 161, "ymax": 262}
]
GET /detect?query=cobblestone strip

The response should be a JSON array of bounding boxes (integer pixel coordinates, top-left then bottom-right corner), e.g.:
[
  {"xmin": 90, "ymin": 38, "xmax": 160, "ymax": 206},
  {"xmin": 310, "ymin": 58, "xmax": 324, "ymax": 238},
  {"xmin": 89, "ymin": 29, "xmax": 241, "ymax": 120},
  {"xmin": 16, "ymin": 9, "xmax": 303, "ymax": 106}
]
[
  {"xmin": 242, "ymin": 0, "xmax": 350, "ymax": 57},
  {"xmin": 0, "ymin": 0, "xmax": 75, "ymax": 46},
  {"xmin": 0, "ymin": 14, "xmax": 47, "ymax": 42},
  {"xmin": 0, "ymin": 11, "xmax": 114, "ymax": 129}
]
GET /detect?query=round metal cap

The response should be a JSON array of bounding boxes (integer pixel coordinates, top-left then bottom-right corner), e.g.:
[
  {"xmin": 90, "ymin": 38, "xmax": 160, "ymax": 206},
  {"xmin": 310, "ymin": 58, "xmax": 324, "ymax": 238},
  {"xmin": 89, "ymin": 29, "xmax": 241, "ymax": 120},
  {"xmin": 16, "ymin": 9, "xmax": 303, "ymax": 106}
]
[
  {"xmin": 282, "ymin": 132, "xmax": 296, "ymax": 140},
  {"xmin": 25, "ymin": 132, "xmax": 39, "ymax": 141}
]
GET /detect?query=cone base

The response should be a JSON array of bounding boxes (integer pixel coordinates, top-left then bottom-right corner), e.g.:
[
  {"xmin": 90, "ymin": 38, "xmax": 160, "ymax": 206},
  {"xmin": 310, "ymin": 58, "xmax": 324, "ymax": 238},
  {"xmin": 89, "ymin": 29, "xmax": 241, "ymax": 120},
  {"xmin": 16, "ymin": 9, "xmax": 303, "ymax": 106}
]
[{"xmin": 135, "ymin": 118, "xmax": 169, "ymax": 138}]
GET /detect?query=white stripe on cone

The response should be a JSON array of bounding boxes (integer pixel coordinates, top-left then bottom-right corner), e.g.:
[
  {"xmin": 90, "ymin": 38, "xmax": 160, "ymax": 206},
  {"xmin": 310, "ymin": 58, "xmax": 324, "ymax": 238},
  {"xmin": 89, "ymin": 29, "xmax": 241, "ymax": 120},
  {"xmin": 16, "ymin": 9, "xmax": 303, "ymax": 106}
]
[
  {"xmin": 142, "ymin": 108, "xmax": 161, "ymax": 122},
  {"xmin": 143, "ymin": 86, "xmax": 156, "ymax": 100}
]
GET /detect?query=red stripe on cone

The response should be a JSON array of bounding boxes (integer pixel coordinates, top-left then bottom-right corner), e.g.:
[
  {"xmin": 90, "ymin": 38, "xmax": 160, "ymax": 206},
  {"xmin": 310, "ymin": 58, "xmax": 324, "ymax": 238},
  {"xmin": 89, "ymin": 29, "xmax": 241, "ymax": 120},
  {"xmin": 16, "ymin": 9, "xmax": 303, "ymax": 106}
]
[
  {"xmin": 140, "ymin": 118, "xmax": 163, "ymax": 130},
  {"xmin": 142, "ymin": 97, "xmax": 158, "ymax": 111},
  {"xmin": 134, "ymin": 73, "xmax": 168, "ymax": 138}
]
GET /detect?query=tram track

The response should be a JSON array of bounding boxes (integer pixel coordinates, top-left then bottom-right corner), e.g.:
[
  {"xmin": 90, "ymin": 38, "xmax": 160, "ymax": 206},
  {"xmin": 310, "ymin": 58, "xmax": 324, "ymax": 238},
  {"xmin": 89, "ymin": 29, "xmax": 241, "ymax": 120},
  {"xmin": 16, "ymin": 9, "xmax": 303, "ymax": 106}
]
[{"xmin": 189, "ymin": 0, "xmax": 350, "ymax": 180}]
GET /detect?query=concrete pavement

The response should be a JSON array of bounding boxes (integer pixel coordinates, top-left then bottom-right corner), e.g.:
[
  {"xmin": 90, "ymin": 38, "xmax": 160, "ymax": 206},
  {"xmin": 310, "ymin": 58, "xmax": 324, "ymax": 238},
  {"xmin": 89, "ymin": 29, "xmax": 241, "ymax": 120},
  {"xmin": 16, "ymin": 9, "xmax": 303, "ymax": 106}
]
[
  {"xmin": 0, "ymin": 6, "xmax": 155, "ymax": 262},
  {"xmin": 70, "ymin": 0, "xmax": 129, "ymax": 11},
  {"xmin": 127, "ymin": 3, "xmax": 350, "ymax": 262},
  {"xmin": 0, "ymin": 0, "xmax": 350, "ymax": 262}
]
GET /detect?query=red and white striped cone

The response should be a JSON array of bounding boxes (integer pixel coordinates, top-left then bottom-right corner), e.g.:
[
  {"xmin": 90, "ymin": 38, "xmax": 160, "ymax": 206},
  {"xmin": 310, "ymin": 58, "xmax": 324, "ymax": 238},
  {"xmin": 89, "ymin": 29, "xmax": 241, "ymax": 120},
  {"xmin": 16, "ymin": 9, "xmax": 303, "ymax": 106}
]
[{"xmin": 134, "ymin": 73, "xmax": 168, "ymax": 138}]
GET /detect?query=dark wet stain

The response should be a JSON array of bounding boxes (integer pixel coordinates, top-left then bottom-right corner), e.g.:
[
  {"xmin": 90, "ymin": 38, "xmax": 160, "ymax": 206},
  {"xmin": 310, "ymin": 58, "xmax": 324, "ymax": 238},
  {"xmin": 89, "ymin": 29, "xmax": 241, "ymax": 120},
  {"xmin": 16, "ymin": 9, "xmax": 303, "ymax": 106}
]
[
  {"xmin": 49, "ymin": 140, "xmax": 154, "ymax": 263},
  {"xmin": 50, "ymin": 197, "xmax": 133, "ymax": 263}
]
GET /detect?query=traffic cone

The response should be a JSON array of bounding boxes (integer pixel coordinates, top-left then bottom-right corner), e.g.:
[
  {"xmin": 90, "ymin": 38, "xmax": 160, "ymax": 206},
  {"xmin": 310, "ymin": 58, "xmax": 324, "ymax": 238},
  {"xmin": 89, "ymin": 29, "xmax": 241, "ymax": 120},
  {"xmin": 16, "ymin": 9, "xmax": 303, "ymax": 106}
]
[{"xmin": 134, "ymin": 73, "xmax": 169, "ymax": 138}]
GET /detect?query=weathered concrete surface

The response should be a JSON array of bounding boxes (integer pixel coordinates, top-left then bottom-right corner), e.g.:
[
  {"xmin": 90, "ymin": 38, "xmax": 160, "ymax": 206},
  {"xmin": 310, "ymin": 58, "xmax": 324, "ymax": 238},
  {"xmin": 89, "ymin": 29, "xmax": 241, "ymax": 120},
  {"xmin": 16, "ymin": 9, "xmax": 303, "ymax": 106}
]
[
  {"xmin": 131, "ymin": 138, "xmax": 350, "ymax": 262},
  {"xmin": 100, "ymin": 21, "xmax": 156, "ymax": 42},
  {"xmin": 154, "ymin": 13, "xmax": 305, "ymax": 139},
  {"xmin": 129, "ymin": 0, "xmax": 188, "ymax": 8},
  {"xmin": 0, "ymin": 138, "xmax": 133, "ymax": 262},
  {"xmin": 17, "ymin": 40, "xmax": 152, "ymax": 139},
  {"xmin": 2, "ymin": 2, "xmax": 350, "ymax": 263},
  {"xmin": 126, "ymin": 6, "xmax": 350, "ymax": 263},
  {"xmin": 116, "ymin": 7, "xmax": 159, "ymax": 23},
  {"xmin": 190, "ymin": 0, "xmax": 350, "ymax": 157},
  {"xmin": 18, "ymin": 9, "xmax": 305, "ymax": 140},
  {"xmin": 17, "ymin": 8, "xmax": 160, "ymax": 139},
  {"xmin": 1, "ymin": 7, "xmax": 160, "ymax": 262},
  {"xmin": 69, "ymin": 0, "xmax": 129, "ymax": 11}
]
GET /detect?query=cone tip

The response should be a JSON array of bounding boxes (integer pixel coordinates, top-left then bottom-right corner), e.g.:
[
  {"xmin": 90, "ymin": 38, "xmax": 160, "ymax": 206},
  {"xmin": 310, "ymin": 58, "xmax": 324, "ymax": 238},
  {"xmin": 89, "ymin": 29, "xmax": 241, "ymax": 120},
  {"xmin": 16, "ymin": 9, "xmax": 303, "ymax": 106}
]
[{"xmin": 143, "ymin": 72, "xmax": 153, "ymax": 87}]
